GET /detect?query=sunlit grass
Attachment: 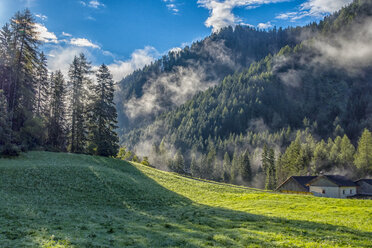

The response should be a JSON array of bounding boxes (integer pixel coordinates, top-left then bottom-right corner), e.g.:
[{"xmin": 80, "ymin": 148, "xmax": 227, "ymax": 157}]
[{"xmin": 0, "ymin": 151, "xmax": 371, "ymax": 247}]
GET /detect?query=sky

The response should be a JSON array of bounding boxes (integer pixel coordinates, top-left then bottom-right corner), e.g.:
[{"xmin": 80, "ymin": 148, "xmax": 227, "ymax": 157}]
[{"xmin": 0, "ymin": 0, "xmax": 353, "ymax": 81}]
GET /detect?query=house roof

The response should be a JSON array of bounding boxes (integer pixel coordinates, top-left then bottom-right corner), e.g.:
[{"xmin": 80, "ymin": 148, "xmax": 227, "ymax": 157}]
[
  {"xmin": 355, "ymin": 179, "xmax": 372, "ymax": 185},
  {"xmin": 308, "ymin": 175, "xmax": 356, "ymax": 187},
  {"xmin": 276, "ymin": 176, "xmax": 317, "ymax": 191}
]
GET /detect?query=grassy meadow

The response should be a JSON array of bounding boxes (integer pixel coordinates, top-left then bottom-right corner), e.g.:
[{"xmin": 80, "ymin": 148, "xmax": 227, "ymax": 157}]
[{"xmin": 0, "ymin": 151, "xmax": 371, "ymax": 247}]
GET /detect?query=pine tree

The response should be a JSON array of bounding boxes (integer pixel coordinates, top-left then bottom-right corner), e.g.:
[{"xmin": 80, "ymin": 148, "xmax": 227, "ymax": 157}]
[
  {"xmin": 68, "ymin": 53, "xmax": 92, "ymax": 153},
  {"xmin": 9, "ymin": 10, "xmax": 39, "ymax": 136},
  {"xmin": 171, "ymin": 151, "xmax": 185, "ymax": 173},
  {"xmin": 230, "ymin": 150, "xmax": 239, "ymax": 183},
  {"xmin": 88, "ymin": 64, "xmax": 119, "ymax": 156},
  {"xmin": 35, "ymin": 52, "xmax": 49, "ymax": 118},
  {"xmin": 339, "ymin": 134, "xmax": 355, "ymax": 170},
  {"xmin": 239, "ymin": 150, "xmax": 252, "ymax": 184},
  {"xmin": 0, "ymin": 90, "xmax": 15, "ymax": 156},
  {"xmin": 265, "ymin": 148, "xmax": 276, "ymax": 190},
  {"xmin": 47, "ymin": 71, "xmax": 67, "ymax": 151},
  {"xmin": 190, "ymin": 154, "xmax": 199, "ymax": 177},
  {"xmin": 354, "ymin": 129, "xmax": 372, "ymax": 175},
  {"xmin": 222, "ymin": 152, "xmax": 231, "ymax": 182}
]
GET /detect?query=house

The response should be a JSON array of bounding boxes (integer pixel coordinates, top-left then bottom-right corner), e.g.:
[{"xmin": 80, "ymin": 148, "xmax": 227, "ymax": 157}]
[
  {"xmin": 307, "ymin": 175, "xmax": 357, "ymax": 199},
  {"xmin": 352, "ymin": 179, "xmax": 372, "ymax": 199},
  {"xmin": 276, "ymin": 176, "xmax": 317, "ymax": 194}
]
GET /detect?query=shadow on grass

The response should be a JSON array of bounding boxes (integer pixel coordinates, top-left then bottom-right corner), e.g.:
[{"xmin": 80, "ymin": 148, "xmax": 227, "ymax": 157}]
[{"xmin": 0, "ymin": 153, "xmax": 371, "ymax": 247}]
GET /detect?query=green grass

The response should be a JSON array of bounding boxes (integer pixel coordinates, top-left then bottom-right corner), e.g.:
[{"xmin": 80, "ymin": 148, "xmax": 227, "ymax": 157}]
[{"xmin": 0, "ymin": 152, "xmax": 371, "ymax": 247}]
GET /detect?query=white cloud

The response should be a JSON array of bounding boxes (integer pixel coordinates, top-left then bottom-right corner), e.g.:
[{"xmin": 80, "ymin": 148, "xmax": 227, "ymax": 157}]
[
  {"xmin": 80, "ymin": 0, "xmax": 105, "ymax": 8},
  {"xmin": 62, "ymin": 32, "xmax": 72, "ymax": 37},
  {"xmin": 198, "ymin": 0, "xmax": 287, "ymax": 32},
  {"xmin": 47, "ymin": 46, "xmax": 89, "ymax": 77},
  {"xmin": 34, "ymin": 23, "xmax": 58, "ymax": 44},
  {"xmin": 276, "ymin": 0, "xmax": 353, "ymax": 21},
  {"xmin": 162, "ymin": 0, "xmax": 180, "ymax": 14},
  {"xmin": 89, "ymin": 0, "xmax": 105, "ymax": 8},
  {"xmin": 257, "ymin": 21, "xmax": 272, "ymax": 29},
  {"xmin": 35, "ymin": 14, "xmax": 47, "ymax": 21},
  {"xmin": 70, "ymin": 38, "xmax": 100, "ymax": 49},
  {"xmin": 108, "ymin": 46, "xmax": 159, "ymax": 82}
]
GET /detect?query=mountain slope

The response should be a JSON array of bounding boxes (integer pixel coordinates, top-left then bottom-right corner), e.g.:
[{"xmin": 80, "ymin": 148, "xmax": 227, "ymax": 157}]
[
  {"xmin": 116, "ymin": 21, "xmax": 311, "ymax": 134},
  {"xmin": 0, "ymin": 152, "xmax": 371, "ymax": 247},
  {"xmin": 120, "ymin": 0, "xmax": 372, "ymax": 177}
]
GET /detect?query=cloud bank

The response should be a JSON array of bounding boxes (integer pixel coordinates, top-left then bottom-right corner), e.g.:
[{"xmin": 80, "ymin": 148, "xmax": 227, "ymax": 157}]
[
  {"xmin": 197, "ymin": 0, "xmax": 286, "ymax": 32},
  {"xmin": 108, "ymin": 46, "xmax": 159, "ymax": 82},
  {"xmin": 276, "ymin": 0, "xmax": 353, "ymax": 21}
]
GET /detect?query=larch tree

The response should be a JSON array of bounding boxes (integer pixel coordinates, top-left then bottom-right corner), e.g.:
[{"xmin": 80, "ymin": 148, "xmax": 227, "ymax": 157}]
[{"xmin": 354, "ymin": 129, "xmax": 372, "ymax": 175}]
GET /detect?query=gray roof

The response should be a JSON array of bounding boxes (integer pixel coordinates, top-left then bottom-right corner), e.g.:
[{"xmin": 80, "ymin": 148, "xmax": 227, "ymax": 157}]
[
  {"xmin": 276, "ymin": 176, "xmax": 317, "ymax": 191},
  {"xmin": 355, "ymin": 179, "xmax": 372, "ymax": 185},
  {"xmin": 308, "ymin": 175, "xmax": 356, "ymax": 187},
  {"xmin": 292, "ymin": 176, "xmax": 317, "ymax": 190}
]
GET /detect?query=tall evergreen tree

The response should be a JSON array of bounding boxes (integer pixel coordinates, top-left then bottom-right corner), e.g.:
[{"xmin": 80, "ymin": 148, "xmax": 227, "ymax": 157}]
[
  {"xmin": 239, "ymin": 150, "xmax": 252, "ymax": 184},
  {"xmin": 35, "ymin": 52, "xmax": 49, "ymax": 118},
  {"xmin": 47, "ymin": 71, "xmax": 67, "ymax": 151},
  {"xmin": 265, "ymin": 148, "xmax": 276, "ymax": 190},
  {"xmin": 222, "ymin": 152, "xmax": 231, "ymax": 182},
  {"xmin": 230, "ymin": 150, "xmax": 239, "ymax": 183},
  {"xmin": 9, "ymin": 10, "xmax": 39, "ymax": 136},
  {"xmin": 354, "ymin": 129, "xmax": 372, "ymax": 175},
  {"xmin": 0, "ymin": 90, "xmax": 13, "ymax": 155},
  {"xmin": 88, "ymin": 64, "xmax": 119, "ymax": 156},
  {"xmin": 68, "ymin": 54, "xmax": 92, "ymax": 153}
]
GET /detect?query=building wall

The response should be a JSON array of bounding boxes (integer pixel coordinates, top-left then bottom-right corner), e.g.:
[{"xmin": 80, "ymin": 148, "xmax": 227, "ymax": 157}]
[
  {"xmin": 310, "ymin": 186, "xmax": 357, "ymax": 198},
  {"xmin": 310, "ymin": 186, "xmax": 340, "ymax": 198},
  {"xmin": 277, "ymin": 178, "xmax": 307, "ymax": 192},
  {"xmin": 356, "ymin": 181, "xmax": 372, "ymax": 194},
  {"xmin": 338, "ymin": 187, "xmax": 357, "ymax": 198}
]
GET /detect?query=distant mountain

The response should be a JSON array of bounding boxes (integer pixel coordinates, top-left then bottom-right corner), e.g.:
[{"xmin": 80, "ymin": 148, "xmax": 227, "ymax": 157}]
[
  {"xmin": 118, "ymin": 0, "xmax": 372, "ymax": 184},
  {"xmin": 120, "ymin": 0, "xmax": 372, "ymax": 147},
  {"xmin": 116, "ymin": 21, "xmax": 312, "ymax": 134}
]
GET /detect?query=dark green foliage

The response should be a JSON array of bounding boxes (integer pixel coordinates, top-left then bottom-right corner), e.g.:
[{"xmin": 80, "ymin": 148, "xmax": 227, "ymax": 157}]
[
  {"xmin": 88, "ymin": 64, "xmax": 119, "ymax": 157},
  {"xmin": 47, "ymin": 71, "xmax": 67, "ymax": 151},
  {"xmin": 0, "ymin": 90, "xmax": 18, "ymax": 156},
  {"xmin": 239, "ymin": 150, "xmax": 252, "ymax": 184},
  {"xmin": 68, "ymin": 54, "xmax": 92, "ymax": 153},
  {"xmin": 0, "ymin": 10, "xmax": 120, "ymax": 158}
]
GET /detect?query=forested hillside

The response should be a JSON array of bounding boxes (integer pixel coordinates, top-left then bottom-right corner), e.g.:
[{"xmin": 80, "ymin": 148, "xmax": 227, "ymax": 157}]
[
  {"xmin": 116, "ymin": 20, "xmax": 313, "ymax": 133},
  {"xmin": 118, "ymin": 0, "xmax": 372, "ymax": 188}
]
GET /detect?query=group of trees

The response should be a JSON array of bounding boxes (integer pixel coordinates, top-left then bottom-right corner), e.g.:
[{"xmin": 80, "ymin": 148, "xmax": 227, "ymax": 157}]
[{"xmin": 0, "ymin": 10, "xmax": 118, "ymax": 157}]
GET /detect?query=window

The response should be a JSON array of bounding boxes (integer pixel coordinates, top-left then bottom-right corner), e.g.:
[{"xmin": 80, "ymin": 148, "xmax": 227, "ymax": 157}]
[
  {"xmin": 322, "ymin": 189, "xmax": 325, "ymax": 194},
  {"xmin": 350, "ymin": 189, "xmax": 353, "ymax": 194},
  {"xmin": 343, "ymin": 190, "xmax": 345, "ymax": 194}
]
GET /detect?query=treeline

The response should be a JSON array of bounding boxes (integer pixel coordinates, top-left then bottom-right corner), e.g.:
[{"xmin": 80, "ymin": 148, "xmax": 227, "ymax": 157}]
[
  {"xmin": 0, "ymin": 10, "xmax": 118, "ymax": 157},
  {"xmin": 149, "ymin": 128, "xmax": 372, "ymax": 189}
]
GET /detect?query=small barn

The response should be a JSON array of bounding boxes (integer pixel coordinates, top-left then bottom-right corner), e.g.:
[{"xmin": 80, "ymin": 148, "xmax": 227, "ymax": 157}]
[
  {"xmin": 307, "ymin": 175, "xmax": 357, "ymax": 199},
  {"xmin": 276, "ymin": 176, "xmax": 317, "ymax": 194},
  {"xmin": 352, "ymin": 179, "xmax": 372, "ymax": 199}
]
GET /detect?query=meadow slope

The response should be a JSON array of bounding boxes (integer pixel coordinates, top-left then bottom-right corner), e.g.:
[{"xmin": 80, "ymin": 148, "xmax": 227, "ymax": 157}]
[{"xmin": 0, "ymin": 152, "xmax": 371, "ymax": 247}]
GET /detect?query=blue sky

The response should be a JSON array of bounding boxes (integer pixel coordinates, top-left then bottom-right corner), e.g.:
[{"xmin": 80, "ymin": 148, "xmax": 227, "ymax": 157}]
[{"xmin": 0, "ymin": 0, "xmax": 353, "ymax": 81}]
